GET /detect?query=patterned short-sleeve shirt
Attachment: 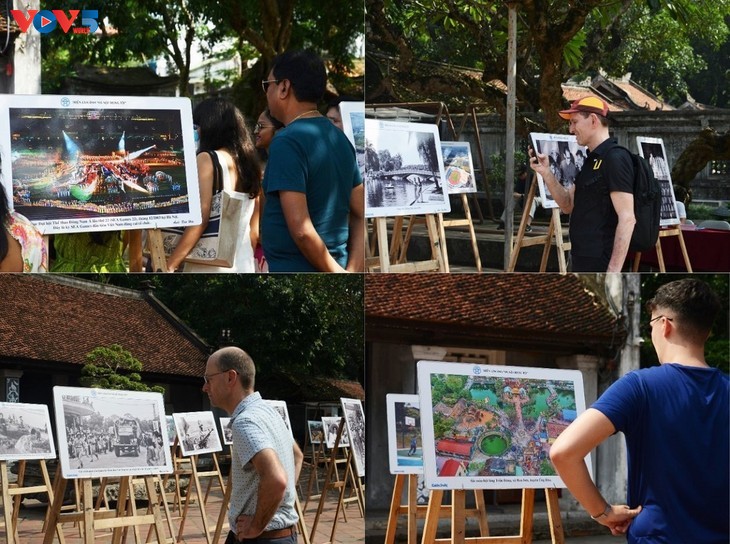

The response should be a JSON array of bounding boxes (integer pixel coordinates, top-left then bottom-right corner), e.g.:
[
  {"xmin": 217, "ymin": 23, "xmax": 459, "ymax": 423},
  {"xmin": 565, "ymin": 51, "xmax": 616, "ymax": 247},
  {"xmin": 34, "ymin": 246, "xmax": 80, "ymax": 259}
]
[{"xmin": 228, "ymin": 392, "xmax": 298, "ymax": 531}]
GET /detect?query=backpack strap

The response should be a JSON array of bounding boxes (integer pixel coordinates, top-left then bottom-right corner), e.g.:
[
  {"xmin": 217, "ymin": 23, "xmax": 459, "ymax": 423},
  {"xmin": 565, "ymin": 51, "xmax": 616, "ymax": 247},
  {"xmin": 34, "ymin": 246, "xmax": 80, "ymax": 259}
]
[{"xmin": 205, "ymin": 150, "xmax": 223, "ymax": 194}]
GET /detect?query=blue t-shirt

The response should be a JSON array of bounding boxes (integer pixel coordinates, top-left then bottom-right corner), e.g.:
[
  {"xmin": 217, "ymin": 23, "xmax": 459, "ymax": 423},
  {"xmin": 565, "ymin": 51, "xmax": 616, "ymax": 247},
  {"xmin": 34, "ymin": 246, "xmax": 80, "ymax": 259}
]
[
  {"xmin": 262, "ymin": 117, "xmax": 362, "ymax": 272},
  {"xmin": 592, "ymin": 364, "xmax": 729, "ymax": 543}
]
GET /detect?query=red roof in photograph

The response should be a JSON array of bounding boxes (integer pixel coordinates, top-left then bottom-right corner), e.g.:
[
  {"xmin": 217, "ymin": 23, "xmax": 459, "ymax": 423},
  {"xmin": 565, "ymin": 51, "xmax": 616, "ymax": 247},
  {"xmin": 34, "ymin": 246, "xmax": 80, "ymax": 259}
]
[
  {"xmin": 440, "ymin": 458, "xmax": 465, "ymax": 476},
  {"xmin": 436, "ymin": 438, "xmax": 473, "ymax": 459},
  {"xmin": 366, "ymin": 274, "xmax": 622, "ymax": 353},
  {"xmin": 0, "ymin": 275, "xmax": 209, "ymax": 377}
]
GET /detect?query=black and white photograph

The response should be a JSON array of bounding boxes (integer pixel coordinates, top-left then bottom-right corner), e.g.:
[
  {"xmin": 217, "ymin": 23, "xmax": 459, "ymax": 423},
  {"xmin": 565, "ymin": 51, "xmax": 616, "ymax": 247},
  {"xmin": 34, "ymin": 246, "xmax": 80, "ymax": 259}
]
[
  {"xmin": 530, "ymin": 133, "xmax": 588, "ymax": 209},
  {"xmin": 340, "ymin": 101, "xmax": 365, "ymax": 177},
  {"xmin": 441, "ymin": 141, "xmax": 477, "ymax": 194},
  {"xmin": 341, "ymin": 397, "xmax": 366, "ymax": 478},
  {"xmin": 0, "ymin": 402, "xmax": 56, "ymax": 461},
  {"xmin": 172, "ymin": 411, "xmax": 222, "ymax": 457},
  {"xmin": 364, "ymin": 119, "xmax": 450, "ymax": 218},
  {"xmin": 322, "ymin": 416, "xmax": 350, "ymax": 449},
  {"xmin": 308, "ymin": 420, "xmax": 324, "ymax": 444},
  {"xmin": 165, "ymin": 415, "xmax": 177, "ymax": 445},
  {"xmin": 637, "ymin": 136, "xmax": 680, "ymax": 226},
  {"xmin": 264, "ymin": 399, "xmax": 293, "ymax": 437},
  {"xmin": 219, "ymin": 417, "xmax": 233, "ymax": 446},
  {"xmin": 52, "ymin": 386, "xmax": 172, "ymax": 479}
]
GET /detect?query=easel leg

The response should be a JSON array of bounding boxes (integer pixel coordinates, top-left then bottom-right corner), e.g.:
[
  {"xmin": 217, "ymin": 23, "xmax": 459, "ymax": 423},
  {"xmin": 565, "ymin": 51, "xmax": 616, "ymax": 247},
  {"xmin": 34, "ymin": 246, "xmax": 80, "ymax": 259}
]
[
  {"xmin": 425, "ymin": 215, "xmax": 446, "ymax": 272},
  {"xmin": 420, "ymin": 489, "xmax": 443, "ymax": 544},
  {"xmin": 655, "ymin": 238, "xmax": 666, "ymax": 272},
  {"xmin": 82, "ymin": 479, "xmax": 95, "ymax": 543},
  {"xmin": 43, "ymin": 472, "xmax": 67, "ymax": 544},
  {"xmin": 438, "ymin": 213, "xmax": 451, "ymax": 273},
  {"xmin": 1, "ymin": 461, "xmax": 16, "ymax": 544},
  {"xmin": 545, "ymin": 489, "xmax": 565, "ymax": 544},
  {"xmin": 519, "ymin": 488, "xmax": 536, "ymax": 542},
  {"xmin": 676, "ymin": 229, "xmax": 693, "ymax": 272},
  {"xmin": 384, "ymin": 474, "xmax": 405, "ymax": 544},
  {"xmin": 376, "ymin": 218, "xmax": 391, "ymax": 272},
  {"xmin": 407, "ymin": 474, "xmax": 419, "ymax": 544},
  {"xmin": 452, "ymin": 490, "xmax": 466, "ymax": 544}
]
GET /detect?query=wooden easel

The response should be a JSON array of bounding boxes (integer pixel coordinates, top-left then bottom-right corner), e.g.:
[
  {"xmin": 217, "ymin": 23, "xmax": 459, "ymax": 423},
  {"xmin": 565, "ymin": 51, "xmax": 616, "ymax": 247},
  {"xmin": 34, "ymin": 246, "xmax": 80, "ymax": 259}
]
[
  {"xmin": 631, "ymin": 225, "xmax": 692, "ymax": 272},
  {"xmin": 385, "ymin": 474, "xmax": 490, "ymax": 544},
  {"xmin": 0, "ymin": 459, "xmax": 65, "ymax": 544},
  {"xmin": 507, "ymin": 174, "xmax": 570, "ymax": 273},
  {"xmin": 309, "ymin": 418, "xmax": 362, "ymax": 542},
  {"xmin": 128, "ymin": 229, "xmax": 167, "ymax": 272},
  {"xmin": 422, "ymin": 488, "xmax": 564, "ymax": 544},
  {"xmin": 325, "ymin": 443, "xmax": 365, "ymax": 544},
  {"xmin": 175, "ymin": 452, "xmax": 225, "ymax": 544},
  {"xmin": 43, "ymin": 474, "xmax": 169, "ymax": 544},
  {"xmin": 372, "ymin": 215, "xmax": 447, "ymax": 272},
  {"xmin": 304, "ymin": 439, "xmax": 328, "ymax": 510}
]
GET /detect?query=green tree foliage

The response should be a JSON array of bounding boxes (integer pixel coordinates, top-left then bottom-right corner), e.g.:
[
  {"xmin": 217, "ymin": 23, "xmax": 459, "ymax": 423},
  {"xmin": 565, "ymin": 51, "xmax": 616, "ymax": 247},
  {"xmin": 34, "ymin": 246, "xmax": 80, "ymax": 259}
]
[
  {"xmin": 639, "ymin": 274, "xmax": 729, "ymax": 373},
  {"xmin": 102, "ymin": 275, "xmax": 364, "ymax": 383},
  {"xmin": 81, "ymin": 344, "xmax": 164, "ymax": 393}
]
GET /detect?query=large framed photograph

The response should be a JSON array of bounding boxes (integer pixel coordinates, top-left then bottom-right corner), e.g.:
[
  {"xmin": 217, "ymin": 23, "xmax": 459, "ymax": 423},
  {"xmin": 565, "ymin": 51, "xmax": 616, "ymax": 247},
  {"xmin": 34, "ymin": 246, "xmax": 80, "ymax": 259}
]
[
  {"xmin": 0, "ymin": 94, "xmax": 201, "ymax": 234},
  {"xmin": 264, "ymin": 399, "xmax": 293, "ymax": 437},
  {"xmin": 219, "ymin": 417, "xmax": 233, "ymax": 446},
  {"xmin": 637, "ymin": 137, "xmax": 680, "ymax": 226},
  {"xmin": 441, "ymin": 141, "xmax": 477, "ymax": 194},
  {"xmin": 339, "ymin": 101, "xmax": 365, "ymax": 177},
  {"xmin": 0, "ymin": 402, "xmax": 56, "ymax": 461},
  {"xmin": 417, "ymin": 361, "xmax": 589, "ymax": 490},
  {"xmin": 386, "ymin": 394, "xmax": 423, "ymax": 475},
  {"xmin": 172, "ymin": 411, "xmax": 222, "ymax": 457},
  {"xmin": 341, "ymin": 397, "xmax": 366, "ymax": 478},
  {"xmin": 307, "ymin": 420, "xmax": 324, "ymax": 444},
  {"xmin": 364, "ymin": 119, "xmax": 450, "ymax": 218},
  {"xmin": 53, "ymin": 386, "xmax": 172, "ymax": 479},
  {"xmin": 322, "ymin": 416, "xmax": 350, "ymax": 449},
  {"xmin": 530, "ymin": 133, "xmax": 588, "ymax": 209}
]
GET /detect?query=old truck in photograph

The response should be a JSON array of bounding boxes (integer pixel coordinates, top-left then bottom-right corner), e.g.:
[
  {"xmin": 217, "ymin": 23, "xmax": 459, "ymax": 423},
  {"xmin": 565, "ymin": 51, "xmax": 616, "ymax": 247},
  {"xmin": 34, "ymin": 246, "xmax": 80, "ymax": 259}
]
[{"xmin": 113, "ymin": 416, "xmax": 141, "ymax": 456}]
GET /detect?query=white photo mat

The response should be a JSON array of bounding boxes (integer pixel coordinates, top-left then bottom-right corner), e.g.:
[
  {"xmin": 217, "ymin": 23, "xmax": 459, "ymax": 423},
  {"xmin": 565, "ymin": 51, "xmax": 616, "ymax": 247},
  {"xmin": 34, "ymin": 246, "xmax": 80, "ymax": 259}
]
[
  {"xmin": 364, "ymin": 119, "xmax": 451, "ymax": 218},
  {"xmin": 417, "ymin": 360, "xmax": 590, "ymax": 490},
  {"xmin": 53, "ymin": 386, "xmax": 172, "ymax": 479},
  {"xmin": 172, "ymin": 411, "xmax": 222, "ymax": 457},
  {"xmin": 0, "ymin": 401, "xmax": 56, "ymax": 461},
  {"xmin": 386, "ymin": 394, "xmax": 423, "ymax": 475},
  {"xmin": 441, "ymin": 141, "xmax": 477, "ymax": 194},
  {"xmin": 636, "ymin": 136, "xmax": 680, "ymax": 226},
  {"xmin": 0, "ymin": 94, "xmax": 201, "ymax": 234},
  {"xmin": 530, "ymin": 133, "xmax": 588, "ymax": 209},
  {"xmin": 341, "ymin": 397, "xmax": 366, "ymax": 478}
]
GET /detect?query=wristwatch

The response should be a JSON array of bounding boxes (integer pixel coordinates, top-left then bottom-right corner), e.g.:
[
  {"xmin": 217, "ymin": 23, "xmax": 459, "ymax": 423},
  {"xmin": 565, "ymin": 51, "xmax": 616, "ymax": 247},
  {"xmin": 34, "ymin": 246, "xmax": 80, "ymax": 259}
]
[{"xmin": 591, "ymin": 504, "xmax": 611, "ymax": 520}]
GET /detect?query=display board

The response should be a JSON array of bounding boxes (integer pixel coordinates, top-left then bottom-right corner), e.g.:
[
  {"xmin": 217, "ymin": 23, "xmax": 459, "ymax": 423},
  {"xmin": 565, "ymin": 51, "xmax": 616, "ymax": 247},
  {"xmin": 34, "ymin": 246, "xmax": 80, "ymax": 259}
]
[
  {"xmin": 53, "ymin": 386, "xmax": 172, "ymax": 479},
  {"xmin": 341, "ymin": 397, "xmax": 365, "ymax": 478},
  {"xmin": 440, "ymin": 141, "xmax": 477, "ymax": 194},
  {"xmin": 340, "ymin": 101, "xmax": 365, "ymax": 177},
  {"xmin": 0, "ymin": 402, "xmax": 56, "ymax": 461},
  {"xmin": 637, "ymin": 136, "xmax": 680, "ymax": 226},
  {"xmin": 385, "ymin": 394, "xmax": 423, "ymax": 475},
  {"xmin": 364, "ymin": 119, "xmax": 450, "ymax": 218},
  {"xmin": 417, "ymin": 361, "xmax": 589, "ymax": 489},
  {"xmin": 172, "ymin": 411, "xmax": 222, "ymax": 457},
  {"xmin": 0, "ymin": 94, "xmax": 201, "ymax": 234},
  {"xmin": 530, "ymin": 133, "xmax": 587, "ymax": 209},
  {"xmin": 321, "ymin": 416, "xmax": 349, "ymax": 449}
]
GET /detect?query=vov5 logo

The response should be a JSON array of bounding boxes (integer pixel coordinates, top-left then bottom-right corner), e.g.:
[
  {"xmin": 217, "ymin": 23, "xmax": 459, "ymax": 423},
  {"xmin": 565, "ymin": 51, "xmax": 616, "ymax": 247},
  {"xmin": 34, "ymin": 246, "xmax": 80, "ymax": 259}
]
[{"xmin": 11, "ymin": 9, "xmax": 99, "ymax": 34}]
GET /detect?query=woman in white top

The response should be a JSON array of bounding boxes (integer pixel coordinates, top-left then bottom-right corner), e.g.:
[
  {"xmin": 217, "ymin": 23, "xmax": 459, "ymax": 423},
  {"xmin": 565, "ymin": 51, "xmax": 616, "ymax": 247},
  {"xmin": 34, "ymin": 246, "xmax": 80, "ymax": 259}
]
[{"xmin": 166, "ymin": 98, "xmax": 262, "ymax": 273}]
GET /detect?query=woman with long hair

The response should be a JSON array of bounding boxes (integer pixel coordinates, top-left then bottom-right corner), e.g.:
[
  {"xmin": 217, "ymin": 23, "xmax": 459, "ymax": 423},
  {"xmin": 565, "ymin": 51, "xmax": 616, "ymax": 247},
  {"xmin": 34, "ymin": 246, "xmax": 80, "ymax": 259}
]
[
  {"xmin": 166, "ymin": 98, "xmax": 262, "ymax": 272},
  {"xmin": 0, "ymin": 181, "xmax": 47, "ymax": 272}
]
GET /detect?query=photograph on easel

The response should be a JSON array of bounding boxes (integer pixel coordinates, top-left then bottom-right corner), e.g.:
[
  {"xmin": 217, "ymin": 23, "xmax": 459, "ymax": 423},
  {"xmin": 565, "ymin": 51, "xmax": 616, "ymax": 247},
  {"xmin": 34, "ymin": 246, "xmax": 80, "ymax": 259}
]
[
  {"xmin": 321, "ymin": 416, "xmax": 350, "ymax": 449},
  {"xmin": 340, "ymin": 101, "xmax": 365, "ymax": 176},
  {"xmin": 417, "ymin": 360, "xmax": 590, "ymax": 489},
  {"xmin": 0, "ymin": 402, "xmax": 56, "ymax": 460},
  {"xmin": 165, "ymin": 415, "xmax": 177, "ymax": 444},
  {"xmin": 52, "ymin": 386, "xmax": 172, "ymax": 479},
  {"xmin": 364, "ymin": 119, "xmax": 450, "ymax": 218},
  {"xmin": 637, "ymin": 136, "xmax": 681, "ymax": 226},
  {"xmin": 219, "ymin": 417, "xmax": 233, "ymax": 446},
  {"xmin": 386, "ymin": 394, "xmax": 423, "ymax": 474},
  {"xmin": 172, "ymin": 411, "xmax": 222, "ymax": 456},
  {"xmin": 307, "ymin": 420, "xmax": 324, "ymax": 444},
  {"xmin": 0, "ymin": 94, "xmax": 201, "ymax": 235},
  {"xmin": 530, "ymin": 133, "xmax": 588, "ymax": 209},
  {"xmin": 341, "ymin": 397, "xmax": 366, "ymax": 478},
  {"xmin": 264, "ymin": 399, "xmax": 293, "ymax": 436},
  {"xmin": 440, "ymin": 141, "xmax": 477, "ymax": 194}
]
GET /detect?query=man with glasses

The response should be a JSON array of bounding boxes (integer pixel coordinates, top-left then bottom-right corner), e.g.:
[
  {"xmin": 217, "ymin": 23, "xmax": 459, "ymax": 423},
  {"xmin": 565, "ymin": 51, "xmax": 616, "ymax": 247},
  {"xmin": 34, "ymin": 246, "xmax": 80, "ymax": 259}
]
[
  {"xmin": 202, "ymin": 347, "xmax": 303, "ymax": 543},
  {"xmin": 549, "ymin": 278, "xmax": 728, "ymax": 542},
  {"xmin": 261, "ymin": 49, "xmax": 364, "ymax": 272}
]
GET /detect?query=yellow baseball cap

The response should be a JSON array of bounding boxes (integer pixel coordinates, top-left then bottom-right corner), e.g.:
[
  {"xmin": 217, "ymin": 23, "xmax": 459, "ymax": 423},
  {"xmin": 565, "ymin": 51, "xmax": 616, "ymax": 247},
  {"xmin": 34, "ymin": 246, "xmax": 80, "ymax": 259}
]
[{"xmin": 559, "ymin": 96, "xmax": 609, "ymax": 120}]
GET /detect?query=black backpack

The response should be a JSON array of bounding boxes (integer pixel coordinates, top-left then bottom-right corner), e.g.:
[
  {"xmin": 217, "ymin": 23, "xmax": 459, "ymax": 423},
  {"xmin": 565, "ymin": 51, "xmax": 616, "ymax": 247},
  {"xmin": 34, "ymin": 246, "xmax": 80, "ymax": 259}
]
[{"xmin": 607, "ymin": 144, "xmax": 662, "ymax": 252}]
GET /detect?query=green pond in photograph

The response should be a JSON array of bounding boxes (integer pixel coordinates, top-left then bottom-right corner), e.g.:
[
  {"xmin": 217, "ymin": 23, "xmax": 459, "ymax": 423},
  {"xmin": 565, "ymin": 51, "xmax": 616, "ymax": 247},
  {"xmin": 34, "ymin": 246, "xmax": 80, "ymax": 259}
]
[
  {"xmin": 481, "ymin": 434, "xmax": 510, "ymax": 456},
  {"xmin": 470, "ymin": 388, "xmax": 498, "ymax": 405}
]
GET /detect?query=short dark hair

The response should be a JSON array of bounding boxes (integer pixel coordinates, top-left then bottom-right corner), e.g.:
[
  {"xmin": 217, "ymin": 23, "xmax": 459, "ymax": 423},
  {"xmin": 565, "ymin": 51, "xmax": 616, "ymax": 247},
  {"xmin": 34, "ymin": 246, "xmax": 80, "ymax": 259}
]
[
  {"xmin": 271, "ymin": 50, "xmax": 326, "ymax": 103},
  {"xmin": 646, "ymin": 278, "xmax": 721, "ymax": 341},
  {"xmin": 214, "ymin": 347, "xmax": 256, "ymax": 390},
  {"xmin": 263, "ymin": 108, "xmax": 285, "ymax": 130}
]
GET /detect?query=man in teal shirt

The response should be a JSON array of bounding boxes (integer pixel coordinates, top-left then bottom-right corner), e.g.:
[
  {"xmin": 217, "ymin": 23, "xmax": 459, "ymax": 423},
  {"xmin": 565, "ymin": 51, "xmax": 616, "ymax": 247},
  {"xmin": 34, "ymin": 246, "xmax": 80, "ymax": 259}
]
[{"xmin": 262, "ymin": 49, "xmax": 364, "ymax": 272}]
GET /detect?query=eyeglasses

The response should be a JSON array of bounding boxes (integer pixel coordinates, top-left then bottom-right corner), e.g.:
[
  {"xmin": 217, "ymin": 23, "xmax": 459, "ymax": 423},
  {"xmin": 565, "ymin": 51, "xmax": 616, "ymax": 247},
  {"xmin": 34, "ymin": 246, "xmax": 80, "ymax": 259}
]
[
  {"xmin": 641, "ymin": 315, "xmax": 673, "ymax": 336},
  {"xmin": 254, "ymin": 122, "xmax": 275, "ymax": 132},
  {"xmin": 261, "ymin": 79, "xmax": 280, "ymax": 92},
  {"xmin": 203, "ymin": 370, "xmax": 228, "ymax": 384}
]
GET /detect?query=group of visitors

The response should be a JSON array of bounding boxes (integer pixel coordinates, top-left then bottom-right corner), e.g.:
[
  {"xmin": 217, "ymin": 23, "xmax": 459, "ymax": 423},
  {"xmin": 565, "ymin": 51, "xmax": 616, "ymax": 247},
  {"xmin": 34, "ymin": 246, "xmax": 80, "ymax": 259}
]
[{"xmin": 0, "ymin": 50, "xmax": 363, "ymax": 273}]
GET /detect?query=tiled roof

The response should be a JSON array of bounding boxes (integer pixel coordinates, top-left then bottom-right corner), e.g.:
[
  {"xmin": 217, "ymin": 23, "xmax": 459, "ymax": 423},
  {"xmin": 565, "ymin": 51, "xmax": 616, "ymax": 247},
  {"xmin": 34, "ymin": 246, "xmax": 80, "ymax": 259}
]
[
  {"xmin": 259, "ymin": 372, "xmax": 365, "ymax": 402},
  {"xmin": 0, "ymin": 275, "xmax": 209, "ymax": 377},
  {"xmin": 365, "ymin": 275, "xmax": 621, "ymax": 353}
]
